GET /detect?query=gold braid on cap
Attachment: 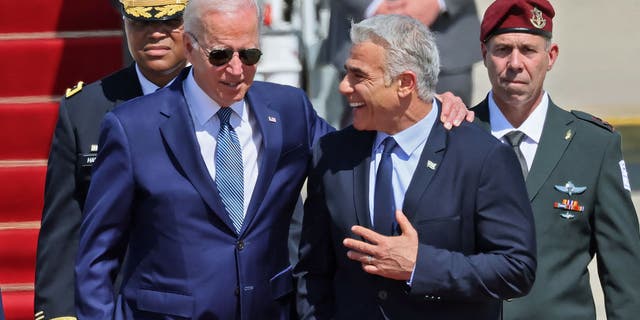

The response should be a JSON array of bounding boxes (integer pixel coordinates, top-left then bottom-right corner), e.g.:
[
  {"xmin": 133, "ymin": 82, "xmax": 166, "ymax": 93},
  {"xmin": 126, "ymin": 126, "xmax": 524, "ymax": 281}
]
[{"xmin": 120, "ymin": 0, "xmax": 188, "ymax": 18}]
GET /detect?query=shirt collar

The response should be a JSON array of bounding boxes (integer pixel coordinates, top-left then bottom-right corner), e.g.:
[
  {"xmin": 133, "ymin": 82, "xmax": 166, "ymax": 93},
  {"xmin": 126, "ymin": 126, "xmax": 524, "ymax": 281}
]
[
  {"xmin": 183, "ymin": 68, "xmax": 247, "ymax": 126},
  {"xmin": 135, "ymin": 63, "xmax": 177, "ymax": 95},
  {"xmin": 374, "ymin": 98, "xmax": 439, "ymax": 156},
  {"xmin": 488, "ymin": 91, "xmax": 549, "ymax": 143}
]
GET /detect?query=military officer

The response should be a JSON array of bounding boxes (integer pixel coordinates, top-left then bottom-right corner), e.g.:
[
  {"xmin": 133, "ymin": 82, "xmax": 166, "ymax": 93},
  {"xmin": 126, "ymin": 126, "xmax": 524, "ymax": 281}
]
[
  {"xmin": 34, "ymin": 1, "xmax": 188, "ymax": 318},
  {"xmin": 471, "ymin": 0, "xmax": 640, "ymax": 319}
]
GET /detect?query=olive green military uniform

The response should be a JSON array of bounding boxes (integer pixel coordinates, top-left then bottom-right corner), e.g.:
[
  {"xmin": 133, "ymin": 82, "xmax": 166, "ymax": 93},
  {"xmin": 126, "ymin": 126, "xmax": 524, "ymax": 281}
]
[{"xmin": 472, "ymin": 97, "xmax": 640, "ymax": 319}]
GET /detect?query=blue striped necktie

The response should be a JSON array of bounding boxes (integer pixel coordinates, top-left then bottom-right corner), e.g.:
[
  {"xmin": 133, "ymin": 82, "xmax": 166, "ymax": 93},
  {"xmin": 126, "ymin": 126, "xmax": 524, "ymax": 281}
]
[
  {"xmin": 374, "ymin": 137, "xmax": 397, "ymax": 236},
  {"xmin": 215, "ymin": 107, "xmax": 244, "ymax": 233}
]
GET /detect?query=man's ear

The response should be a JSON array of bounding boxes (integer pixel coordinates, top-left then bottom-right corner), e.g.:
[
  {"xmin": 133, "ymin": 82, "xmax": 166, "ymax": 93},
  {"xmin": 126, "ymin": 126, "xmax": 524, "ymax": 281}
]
[{"xmin": 397, "ymin": 71, "xmax": 416, "ymax": 98}]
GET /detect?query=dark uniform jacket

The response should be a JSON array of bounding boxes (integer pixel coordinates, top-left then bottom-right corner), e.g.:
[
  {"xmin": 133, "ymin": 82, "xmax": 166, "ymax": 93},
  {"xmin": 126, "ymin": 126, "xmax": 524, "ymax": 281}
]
[
  {"xmin": 34, "ymin": 64, "xmax": 142, "ymax": 319},
  {"xmin": 472, "ymin": 97, "xmax": 640, "ymax": 320}
]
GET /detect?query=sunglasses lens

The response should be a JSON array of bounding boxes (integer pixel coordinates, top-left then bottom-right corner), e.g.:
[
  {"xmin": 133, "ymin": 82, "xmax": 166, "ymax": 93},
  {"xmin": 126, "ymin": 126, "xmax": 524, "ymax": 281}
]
[
  {"xmin": 208, "ymin": 49, "xmax": 234, "ymax": 66},
  {"xmin": 208, "ymin": 48, "xmax": 262, "ymax": 66},
  {"xmin": 239, "ymin": 49, "xmax": 262, "ymax": 65}
]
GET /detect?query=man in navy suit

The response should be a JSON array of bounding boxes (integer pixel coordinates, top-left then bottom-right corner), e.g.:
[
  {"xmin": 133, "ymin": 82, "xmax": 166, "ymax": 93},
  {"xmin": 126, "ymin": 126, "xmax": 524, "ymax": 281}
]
[
  {"xmin": 295, "ymin": 14, "xmax": 536, "ymax": 319},
  {"xmin": 74, "ymin": 0, "xmax": 332, "ymax": 318}
]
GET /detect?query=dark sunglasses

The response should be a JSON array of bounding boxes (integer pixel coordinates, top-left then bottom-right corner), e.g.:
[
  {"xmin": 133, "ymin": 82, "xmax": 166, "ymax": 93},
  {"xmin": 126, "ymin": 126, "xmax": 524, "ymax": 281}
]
[{"xmin": 188, "ymin": 32, "xmax": 262, "ymax": 66}]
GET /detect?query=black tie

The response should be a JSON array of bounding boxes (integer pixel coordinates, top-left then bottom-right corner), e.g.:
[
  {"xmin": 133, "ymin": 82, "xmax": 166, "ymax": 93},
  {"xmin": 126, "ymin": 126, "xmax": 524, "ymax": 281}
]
[
  {"xmin": 374, "ymin": 137, "xmax": 397, "ymax": 235},
  {"xmin": 504, "ymin": 130, "xmax": 528, "ymax": 179}
]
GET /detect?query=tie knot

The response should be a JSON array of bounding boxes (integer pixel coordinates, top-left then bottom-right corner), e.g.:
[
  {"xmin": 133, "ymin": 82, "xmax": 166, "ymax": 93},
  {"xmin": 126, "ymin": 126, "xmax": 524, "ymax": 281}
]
[
  {"xmin": 217, "ymin": 107, "xmax": 233, "ymax": 125},
  {"xmin": 504, "ymin": 130, "xmax": 526, "ymax": 147},
  {"xmin": 381, "ymin": 137, "xmax": 397, "ymax": 155}
]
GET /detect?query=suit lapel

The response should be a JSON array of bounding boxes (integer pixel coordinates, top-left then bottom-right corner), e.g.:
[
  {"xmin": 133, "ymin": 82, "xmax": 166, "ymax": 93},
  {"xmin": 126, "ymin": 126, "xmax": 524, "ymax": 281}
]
[
  {"xmin": 353, "ymin": 131, "xmax": 376, "ymax": 229},
  {"xmin": 240, "ymin": 89, "xmax": 282, "ymax": 234},
  {"xmin": 403, "ymin": 103, "xmax": 447, "ymax": 222},
  {"xmin": 525, "ymin": 102, "xmax": 574, "ymax": 201},
  {"xmin": 158, "ymin": 75, "xmax": 237, "ymax": 234}
]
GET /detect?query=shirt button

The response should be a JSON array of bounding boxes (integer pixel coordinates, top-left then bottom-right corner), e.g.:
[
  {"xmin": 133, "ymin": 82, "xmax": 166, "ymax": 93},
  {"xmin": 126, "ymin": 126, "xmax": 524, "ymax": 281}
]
[{"xmin": 377, "ymin": 290, "xmax": 388, "ymax": 300}]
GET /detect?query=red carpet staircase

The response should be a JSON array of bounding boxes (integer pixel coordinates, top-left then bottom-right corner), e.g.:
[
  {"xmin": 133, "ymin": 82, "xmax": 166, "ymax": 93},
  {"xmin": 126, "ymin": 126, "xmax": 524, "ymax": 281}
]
[{"xmin": 0, "ymin": 1, "xmax": 123, "ymax": 318}]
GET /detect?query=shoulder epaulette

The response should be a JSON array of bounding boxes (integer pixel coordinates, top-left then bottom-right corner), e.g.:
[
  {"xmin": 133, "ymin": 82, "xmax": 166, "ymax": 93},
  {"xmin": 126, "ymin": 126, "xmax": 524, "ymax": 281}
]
[
  {"xmin": 65, "ymin": 81, "xmax": 84, "ymax": 98},
  {"xmin": 571, "ymin": 110, "xmax": 614, "ymax": 132}
]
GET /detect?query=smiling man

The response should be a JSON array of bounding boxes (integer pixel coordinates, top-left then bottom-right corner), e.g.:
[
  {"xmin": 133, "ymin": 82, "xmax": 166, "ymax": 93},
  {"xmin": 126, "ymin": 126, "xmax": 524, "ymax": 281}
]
[
  {"xmin": 295, "ymin": 14, "xmax": 536, "ymax": 320},
  {"xmin": 471, "ymin": 0, "xmax": 640, "ymax": 319},
  {"xmin": 34, "ymin": 1, "xmax": 188, "ymax": 319}
]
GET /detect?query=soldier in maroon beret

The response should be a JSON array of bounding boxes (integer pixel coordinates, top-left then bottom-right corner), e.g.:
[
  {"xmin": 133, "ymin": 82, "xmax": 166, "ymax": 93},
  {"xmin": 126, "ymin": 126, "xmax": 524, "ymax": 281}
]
[{"xmin": 471, "ymin": 0, "xmax": 640, "ymax": 319}]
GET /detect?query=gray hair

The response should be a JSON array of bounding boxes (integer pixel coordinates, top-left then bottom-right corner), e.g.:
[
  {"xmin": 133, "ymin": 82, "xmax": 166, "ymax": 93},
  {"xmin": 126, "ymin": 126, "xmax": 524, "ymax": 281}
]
[
  {"xmin": 184, "ymin": 0, "xmax": 261, "ymax": 42},
  {"xmin": 350, "ymin": 14, "xmax": 440, "ymax": 102}
]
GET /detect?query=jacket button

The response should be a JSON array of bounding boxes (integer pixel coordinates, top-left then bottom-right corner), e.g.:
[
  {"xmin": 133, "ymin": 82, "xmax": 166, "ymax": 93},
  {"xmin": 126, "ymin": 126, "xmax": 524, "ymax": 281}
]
[
  {"xmin": 377, "ymin": 290, "xmax": 388, "ymax": 300},
  {"xmin": 236, "ymin": 240, "xmax": 245, "ymax": 250}
]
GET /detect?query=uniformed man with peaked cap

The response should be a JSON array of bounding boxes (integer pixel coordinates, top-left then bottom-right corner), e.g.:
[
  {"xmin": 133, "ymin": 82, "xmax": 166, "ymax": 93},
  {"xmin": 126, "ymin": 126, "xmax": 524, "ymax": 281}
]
[
  {"xmin": 471, "ymin": 0, "xmax": 640, "ymax": 319},
  {"xmin": 34, "ymin": 1, "xmax": 188, "ymax": 319}
]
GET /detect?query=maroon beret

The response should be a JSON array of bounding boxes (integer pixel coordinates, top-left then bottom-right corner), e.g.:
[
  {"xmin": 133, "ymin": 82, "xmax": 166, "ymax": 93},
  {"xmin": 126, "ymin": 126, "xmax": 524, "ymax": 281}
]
[{"xmin": 480, "ymin": 0, "xmax": 555, "ymax": 42}]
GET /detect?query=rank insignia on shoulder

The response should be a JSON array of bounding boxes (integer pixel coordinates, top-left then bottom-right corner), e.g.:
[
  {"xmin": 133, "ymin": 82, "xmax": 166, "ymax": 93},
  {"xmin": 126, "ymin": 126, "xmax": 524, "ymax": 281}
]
[
  {"xmin": 554, "ymin": 181, "xmax": 586, "ymax": 196},
  {"xmin": 571, "ymin": 110, "xmax": 614, "ymax": 132},
  {"xmin": 65, "ymin": 81, "xmax": 84, "ymax": 98},
  {"xmin": 554, "ymin": 199, "xmax": 585, "ymax": 219}
]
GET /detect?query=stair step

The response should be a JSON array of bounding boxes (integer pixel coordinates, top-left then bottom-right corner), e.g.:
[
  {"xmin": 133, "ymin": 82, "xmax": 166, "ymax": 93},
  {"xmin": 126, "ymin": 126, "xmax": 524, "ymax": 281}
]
[
  {"xmin": 0, "ymin": 165, "xmax": 46, "ymax": 222},
  {"xmin": 0, "ymin": 227, "xmax": 38, "ymax": 285},
  {"xmin": 1, "ymin": 289, "xmax": 35, "ymax": 320},
  {"xmin": 0, "ymin": 103, "xmax": 58, "ymax": 159},
  {"xmin": 0, "ymin": 0, "xmax": 120, "ymax": 33},
  {"xmin": 0, "ymin": 36, "xmax": 124, "ymax": 97}
]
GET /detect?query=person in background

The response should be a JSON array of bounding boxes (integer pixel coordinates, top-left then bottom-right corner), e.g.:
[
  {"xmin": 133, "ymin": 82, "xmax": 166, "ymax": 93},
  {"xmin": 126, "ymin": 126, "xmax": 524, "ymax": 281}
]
[
  {"xmin": 471, "ymin": 0, "xmax": 640, "ymax": 318},
  {"xmin": 34, "ymin": 1, "xmax": 188, "ymax": 318},
  {"xmin": 295, "ymin": 14, "xmax": 536, "ymax": 319},
  {"xmin": 373, "ymin": 0, "xmax": 481, "ymax": 106}
]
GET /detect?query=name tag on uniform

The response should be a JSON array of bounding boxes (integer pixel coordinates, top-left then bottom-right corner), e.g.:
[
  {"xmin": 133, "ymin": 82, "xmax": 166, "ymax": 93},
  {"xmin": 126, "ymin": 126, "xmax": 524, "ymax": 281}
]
[{"xmin": 80, "ymin": 153, "xmax": 97, "ymax": 167}]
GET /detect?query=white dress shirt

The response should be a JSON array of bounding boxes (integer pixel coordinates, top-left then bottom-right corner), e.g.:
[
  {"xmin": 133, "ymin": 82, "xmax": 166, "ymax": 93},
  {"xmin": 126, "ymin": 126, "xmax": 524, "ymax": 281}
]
[
  {"xmin": 183, "ymin": 69, "xmax": 262, "ymax": 217},
  {"xmin": 488, "ymin": 91, "xmax": 550, "ymax": 172}
]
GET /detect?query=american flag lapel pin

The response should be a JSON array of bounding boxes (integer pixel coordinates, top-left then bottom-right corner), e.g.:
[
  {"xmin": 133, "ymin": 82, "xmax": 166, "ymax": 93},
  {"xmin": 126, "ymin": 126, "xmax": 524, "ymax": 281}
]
[{"xmin": 268, "ymin": 116, "xmax": 277, "ymax": 123}]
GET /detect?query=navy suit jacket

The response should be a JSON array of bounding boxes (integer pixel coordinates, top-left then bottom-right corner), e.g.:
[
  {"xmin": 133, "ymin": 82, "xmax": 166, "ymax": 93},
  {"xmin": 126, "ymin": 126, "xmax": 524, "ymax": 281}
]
[
  {"xmin": 295, "ymin": 104, "xmax": 537, "ymax": 319},
  {"xmin": 75, "ymin": 68, "xmax": 331, "ymax": 319}
]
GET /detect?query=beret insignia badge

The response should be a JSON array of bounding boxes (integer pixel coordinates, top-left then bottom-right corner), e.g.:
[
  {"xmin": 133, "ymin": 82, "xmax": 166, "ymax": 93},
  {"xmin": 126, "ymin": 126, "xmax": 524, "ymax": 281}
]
[{"xmin": 530, "ymin": 7, "xmax": 547, "ymax": 29}]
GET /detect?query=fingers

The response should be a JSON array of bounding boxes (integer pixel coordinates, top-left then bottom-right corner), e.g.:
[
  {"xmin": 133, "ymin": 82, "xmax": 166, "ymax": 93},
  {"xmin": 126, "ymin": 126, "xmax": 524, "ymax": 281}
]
[
  {"xmin": 350, "ymin": 225, "xmax": 383, "ymax": 244},
  {"xmin": 465, "ymin": 109, "xmax": 476, "ymax": 122},
  {"xmin": 346, "ymin": 250, "xmax": 372, "ymax": 264},
  {"xmin": 343, "ymin": 235, "xmax": 376, "ymax": 255}
]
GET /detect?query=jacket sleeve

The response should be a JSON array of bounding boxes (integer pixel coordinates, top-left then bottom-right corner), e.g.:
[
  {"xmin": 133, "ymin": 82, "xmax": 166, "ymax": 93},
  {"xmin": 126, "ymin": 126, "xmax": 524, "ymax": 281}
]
[
  {"xmin": 593, "ymin": 133, "xmax": 640, "ymax": 319},
  {"xmin": 34, "ymin": 100, "xmax": 80, "ymax": 319},
  {"xmin": 75, "ymin": 112, "xmax": 134, "ymax": 319},
  {"xmin": 410, "ymin": 142, "xmax": 537, "ymax": 301}
]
